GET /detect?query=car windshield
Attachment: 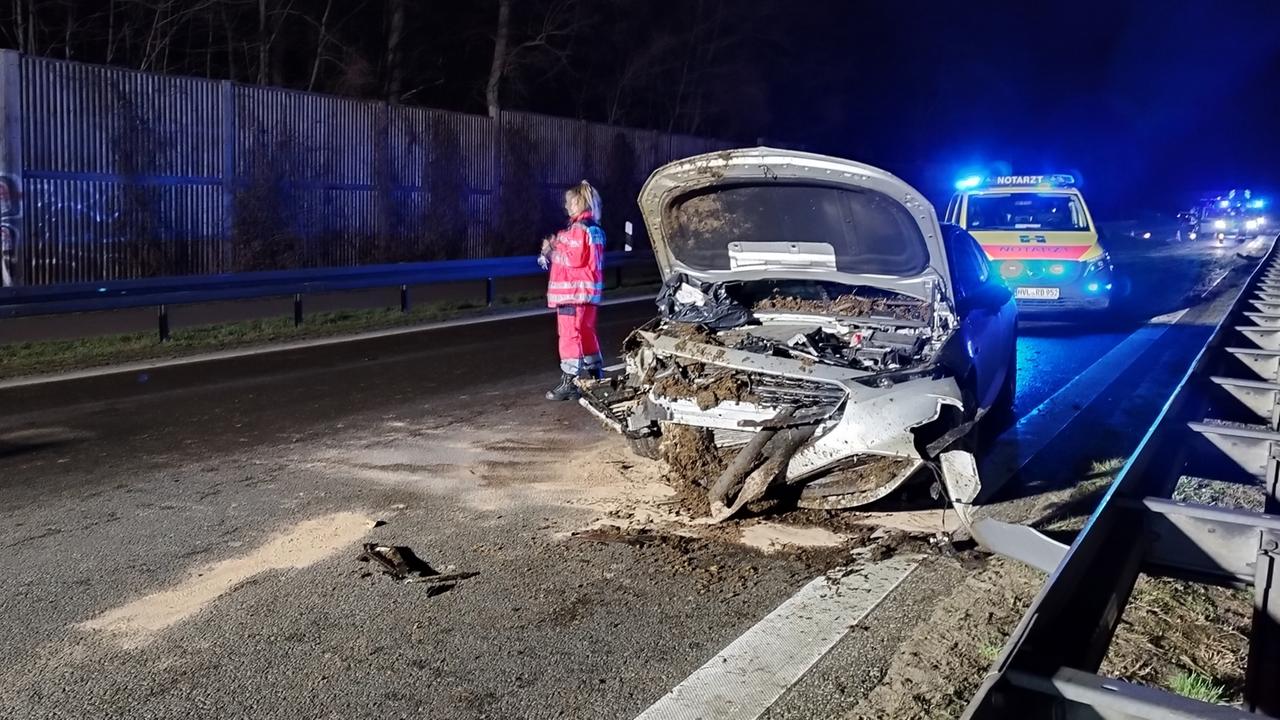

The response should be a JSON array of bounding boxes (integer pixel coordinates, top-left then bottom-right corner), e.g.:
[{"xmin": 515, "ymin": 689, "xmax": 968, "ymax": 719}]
[
  {"xmin": 966, "ymin": 192, "xmax": 1091, "ymax": 231},
  {"xmin": 664, "ymin": 183, "xmax": 930, "ymax": 276}
]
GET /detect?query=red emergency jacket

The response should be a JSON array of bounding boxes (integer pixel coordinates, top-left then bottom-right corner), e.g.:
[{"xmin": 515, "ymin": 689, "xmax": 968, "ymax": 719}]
[{"xmin": 547, "ymin": 211, "xmax": 605, "ymax": 307}]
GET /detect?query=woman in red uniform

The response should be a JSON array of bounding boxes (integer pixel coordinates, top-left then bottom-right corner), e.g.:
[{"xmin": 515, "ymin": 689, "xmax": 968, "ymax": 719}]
[{"xmin": 541, "ymin": 181, "xmax": 606, "ymax": 400}]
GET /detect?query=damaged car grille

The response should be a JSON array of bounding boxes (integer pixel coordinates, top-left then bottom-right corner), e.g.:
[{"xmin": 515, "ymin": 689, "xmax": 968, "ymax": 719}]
[{"xmin": 747, "ymin": 373, "xmax": 846, "ymax": 408}]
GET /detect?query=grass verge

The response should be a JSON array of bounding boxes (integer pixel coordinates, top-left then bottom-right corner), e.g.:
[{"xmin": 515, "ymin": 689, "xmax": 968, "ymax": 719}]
[{"xmin": 1, "ymin": 286, "xmax": 657, "ymax": 381}]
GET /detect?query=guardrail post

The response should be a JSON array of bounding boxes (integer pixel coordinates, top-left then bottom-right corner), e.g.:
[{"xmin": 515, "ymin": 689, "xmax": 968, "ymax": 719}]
[
  {"xmin": 157, "ymin": 305, "xmax": 170, "ymax": 342},
  {"xmin": 1247, "ymin": 536, "xmax": 1280, "ymax": 715},
  {"xmin": 293, "ymin": 293, "xmax": 303, "ymax": 326},
  {"xmin": 400, "ymin": 284, "xmax": 409, "ymax": 313},
  {"xmin": 486, "ymin": 277, "xmax": 495, "ymax": 307}
]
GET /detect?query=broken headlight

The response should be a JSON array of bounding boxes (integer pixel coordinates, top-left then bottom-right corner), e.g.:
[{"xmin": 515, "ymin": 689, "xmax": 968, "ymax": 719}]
[{"xmin": 852, "ymin": 362, "xmax": 941, "ymax": 389}]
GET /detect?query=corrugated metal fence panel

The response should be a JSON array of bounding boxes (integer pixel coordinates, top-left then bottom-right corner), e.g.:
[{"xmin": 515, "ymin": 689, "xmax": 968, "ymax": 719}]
[
  {"xmin": 10, "ymin": 54, "xmax": 729, "ymax": 285},
  {"xmin": 386, "ymin": 105, "xmax": 431, "ymax": 189},
  {"xmin": 452, "ymin": 111, "xmax": 498, "ymax": 194},
  {"xmin": 21, "ymin": 57, "xmax": 225, "ymax": 284},
  {"xmin": 503, "ymin": 111, "xmax": 586, "ymax": 187},
  {"xmin": 627, "ymin": 129, "xmax": 663, "ymax": 183},
  {"xmin": 467, "ymin": 193, "xmax": 493, "ymax": 259},
  {"xmin": 22, "ymin": 56, "xmax": 222, "ymax": 177},
  {"xmin": 234, "ymin": 85, "xmax": 381, "ymax": 185}
]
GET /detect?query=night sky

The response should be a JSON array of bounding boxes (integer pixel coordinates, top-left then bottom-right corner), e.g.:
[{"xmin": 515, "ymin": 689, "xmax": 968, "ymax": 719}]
[
  {"xmin": 770, "ymin": 1, "xmax": 1280, "ymax": 212},
  {"xmin": 4, "ymin": 0, "xmax": 1278, "ymax": 215}
]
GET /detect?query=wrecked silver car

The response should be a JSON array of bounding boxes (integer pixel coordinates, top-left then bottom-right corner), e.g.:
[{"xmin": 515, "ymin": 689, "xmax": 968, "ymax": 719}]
[{"xmin": 580, "ymin": 148, "xmax": 1017, "ymax": 522}]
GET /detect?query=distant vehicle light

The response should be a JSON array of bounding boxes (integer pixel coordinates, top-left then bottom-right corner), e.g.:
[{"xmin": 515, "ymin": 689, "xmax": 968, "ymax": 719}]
[
  {"xmin": 955, "ymin": 175, "xmax": 983, "ymax": 191},
  {"xmin": 1246, "ymin": 220, "xmax": 1259, "ymax": 230},
  {"xmin": 1048, "ymin": 263, "xmax": 1066, "ymax": 275},
  {"xmin": 1219, "ymin": 200, "xmax": 1231, "ymax": 208},
  {"xmin": 999, "ymin": 261, "xmax": 1024, "ymax": 278},
  {"xmin": 1214, "ymin": 219, "xmax": 1227, "ymax": 229},
  {"xmin": 1189, "ymin": 231, "xmax": 1198, "ymax": 240},
  {"xmin": 1105, "ymin": 283, "xmax": 1113, "ymax": 291},
  {"xmin": 1087, "ymin": 282, "xmax": 1100, "ymax": 293},
  {"xmin": 1248, "ymin": 199, "xmax": 1267, "ymax": 209},
  {"xmin": 1142, "ymin": 232, "xmax": 1151, "ymax": 239}
]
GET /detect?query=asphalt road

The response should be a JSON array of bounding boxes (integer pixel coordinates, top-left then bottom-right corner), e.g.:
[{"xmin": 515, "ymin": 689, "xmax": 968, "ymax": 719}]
[{"xmin": 0, "ymin": 234, "xmax": 1264, "ymax": 719}]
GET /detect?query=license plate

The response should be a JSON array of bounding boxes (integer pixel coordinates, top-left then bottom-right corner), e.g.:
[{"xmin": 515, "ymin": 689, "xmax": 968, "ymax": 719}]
[{"xmin": 1015, "ymin": 287, "xmax": 1060, "ymax": 300}]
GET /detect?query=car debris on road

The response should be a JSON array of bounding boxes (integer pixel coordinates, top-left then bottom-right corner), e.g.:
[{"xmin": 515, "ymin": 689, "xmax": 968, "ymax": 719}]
[
  {"xmin": 357, "ymin": 543, "xmax": 478, "ymax": 592},
  {"xmin": 579, "ymin": 148, "xmax": 1018, "ymax": 524}
]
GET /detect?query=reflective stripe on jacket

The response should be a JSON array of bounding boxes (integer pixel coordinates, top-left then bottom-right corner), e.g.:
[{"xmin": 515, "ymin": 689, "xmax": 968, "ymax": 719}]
[{"xmin": 547, "ymin": 212, "xmax": 605, "ymax": 306}]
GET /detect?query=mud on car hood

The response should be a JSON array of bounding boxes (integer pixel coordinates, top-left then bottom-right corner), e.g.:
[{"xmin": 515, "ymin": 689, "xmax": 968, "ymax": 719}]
[{"xmin": 638, "ymin": 148, "xmax": 952, "ymax": 302}]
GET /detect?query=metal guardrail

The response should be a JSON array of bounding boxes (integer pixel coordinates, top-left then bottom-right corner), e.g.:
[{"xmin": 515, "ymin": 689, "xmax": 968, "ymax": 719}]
[
  {"xmin": 0, "ymin": 253, "xmax": 651, "ymax": 340},
  {"xmin": 965, "ymin": 235, "xmax": 1280, "ymax": 719}
]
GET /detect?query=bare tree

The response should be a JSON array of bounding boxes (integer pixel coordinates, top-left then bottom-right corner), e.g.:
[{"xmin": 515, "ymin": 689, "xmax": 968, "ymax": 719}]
[
  {"xmin": 485, "ymin": 0, "xmax": 510, "ymax": 118},
  {"xmin": 383, "ymin": 0, "xmax": 405, "ymax": 102},
  {"xmin": 306, "ymin": 0, "xmax": 333, "ymax": 91},
  {"xmin": 486, "ymin": 0, "xmax": 583, "ymax": 118}
]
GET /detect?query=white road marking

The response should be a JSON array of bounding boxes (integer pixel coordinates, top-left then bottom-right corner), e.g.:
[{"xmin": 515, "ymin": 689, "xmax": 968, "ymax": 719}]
[
  {"xmin": 990, "ymin": 308, "xmax": 1189, "ymax": 477},
  {"xmin": 1201, "ymin": 269, "xmax": 1232, "ymax": 298},
  {"xmin": 0, "ymin": 295, "xmax": 653, "ymax": 390},
  {"xmin": 634, "ymin": 554, "xmax": 921, "ymax": 720}
]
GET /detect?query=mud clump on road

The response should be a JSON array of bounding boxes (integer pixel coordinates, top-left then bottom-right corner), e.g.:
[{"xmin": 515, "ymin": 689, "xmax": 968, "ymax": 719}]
[
  {"xmin": 754, "ymin": 291, "xmax": 929, "ymax": 322},
  {"xmin": 570, "ymin": 525, "xmax": 767, "ymax": 591},
  {"xmin": 658, "ymin": 425, "xmax": 731, "ymax": 517}
]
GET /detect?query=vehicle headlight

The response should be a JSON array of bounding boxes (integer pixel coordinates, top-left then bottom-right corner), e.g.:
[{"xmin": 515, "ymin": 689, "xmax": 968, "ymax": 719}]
[
  {"xmin": 1142, "ymin": 231, "xmax": 1152, "ymax": 239},
  {"xmin": 1214, "ymin": 219, "xmax": 1227, "ymax": 229},
  {"xmin": 1084, "ymin": 254, "xmax": 1111, "ymax": 276},
  {"xmin": 1259, "ymin": 217, "xmax": 1268, "ymax": 226},
  {"xmin": 997, "ymin": 260, "xmax": 1024, "ymax": 279},
  {"xmin": 1247, "ymin": 219, "xmax": 1259, "ymax": 230}
]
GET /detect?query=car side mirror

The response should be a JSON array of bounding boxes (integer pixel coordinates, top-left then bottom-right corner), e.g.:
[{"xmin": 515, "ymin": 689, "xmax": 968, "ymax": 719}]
[{"xmin": 960, "ymin": 281, "xmax": 1013, "ymax": 314}]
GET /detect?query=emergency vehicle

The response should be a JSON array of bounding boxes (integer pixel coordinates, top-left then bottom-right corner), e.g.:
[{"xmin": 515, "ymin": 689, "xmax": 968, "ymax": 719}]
[
  {"xmin": 945, "ymin": 174, "xmax": 1112, "ymax": 311},
  {"xmin": 1190, "ymin": 192, "xmax": 1269, "ymax": 242}
]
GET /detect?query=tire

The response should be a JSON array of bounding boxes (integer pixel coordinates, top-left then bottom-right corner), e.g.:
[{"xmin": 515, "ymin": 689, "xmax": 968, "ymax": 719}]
[{"xmin": 627, "ymin": 435, "xmax": 662, "ymax": 460}]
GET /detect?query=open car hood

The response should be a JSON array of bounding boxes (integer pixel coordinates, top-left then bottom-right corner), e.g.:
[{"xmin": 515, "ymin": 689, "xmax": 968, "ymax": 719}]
[{"xmin": 638, "ymin": 148, "xmax": 951, "ymax": 301}]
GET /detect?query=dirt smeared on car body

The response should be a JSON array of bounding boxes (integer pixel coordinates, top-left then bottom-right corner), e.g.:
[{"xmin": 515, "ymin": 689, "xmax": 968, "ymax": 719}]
[{"xmin": 578, "ymin": 148, "xmax": 1017, "ymax": 523}]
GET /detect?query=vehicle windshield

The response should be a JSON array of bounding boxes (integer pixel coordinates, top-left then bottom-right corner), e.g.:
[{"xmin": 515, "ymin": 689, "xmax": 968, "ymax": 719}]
[
  {"xmin": 664, "ymin": 183, "xmax": 930, "ymax": 276},
  {"xmin": 966, "ymin": 192, "xmax": 1091, "ymax": 231}
]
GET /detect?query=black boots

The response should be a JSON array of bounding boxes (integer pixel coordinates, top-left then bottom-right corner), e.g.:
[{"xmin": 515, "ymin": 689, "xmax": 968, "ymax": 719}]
[{"xmin": 545, "ymin": 373, "xmax": 581, "ymax": 401}]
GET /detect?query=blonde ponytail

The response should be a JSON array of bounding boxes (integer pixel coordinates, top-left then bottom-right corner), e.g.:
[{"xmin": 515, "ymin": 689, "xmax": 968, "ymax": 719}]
[{"xmin": 568, "ymin": 180, "xmax": 603, "ymax": 221}]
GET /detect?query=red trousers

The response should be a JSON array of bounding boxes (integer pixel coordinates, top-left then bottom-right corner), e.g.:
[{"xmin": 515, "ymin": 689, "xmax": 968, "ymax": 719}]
[{"xmin": 556, "ymin": 304, "xmax": 602, "ymax": 375}]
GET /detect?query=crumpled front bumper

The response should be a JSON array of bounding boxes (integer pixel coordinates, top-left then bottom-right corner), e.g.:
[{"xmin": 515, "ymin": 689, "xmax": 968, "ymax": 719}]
[{"xmin": 579, "ymin": 366, "xmax": 981, "ymax": 510}]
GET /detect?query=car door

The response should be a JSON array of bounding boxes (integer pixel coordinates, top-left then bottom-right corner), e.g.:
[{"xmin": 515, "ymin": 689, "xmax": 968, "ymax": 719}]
[{"xmin": 944, "ymin": 224, "xmax": 1017, "ymax": 410}]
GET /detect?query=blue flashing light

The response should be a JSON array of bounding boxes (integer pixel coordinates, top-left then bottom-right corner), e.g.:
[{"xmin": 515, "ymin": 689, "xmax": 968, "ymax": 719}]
[
  {"xmin": 955, "ymin": 175, "xmax": 982, "ymax": 191},
  {"xmin": 1086, "ymin": 281, "xmax": 1100, "ymax": 293}
]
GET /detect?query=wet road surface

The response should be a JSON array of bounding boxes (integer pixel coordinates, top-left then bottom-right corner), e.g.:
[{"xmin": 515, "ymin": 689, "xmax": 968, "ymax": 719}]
[{"xmin": 0, "ymin": 235, "xmax": 1265, "ymax": 719}]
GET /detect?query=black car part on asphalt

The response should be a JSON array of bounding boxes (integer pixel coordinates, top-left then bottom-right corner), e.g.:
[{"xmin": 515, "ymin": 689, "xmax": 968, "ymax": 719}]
[{"xmin": 965, "ymin": 234, "xmax": 1280, "ymax": 719}]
